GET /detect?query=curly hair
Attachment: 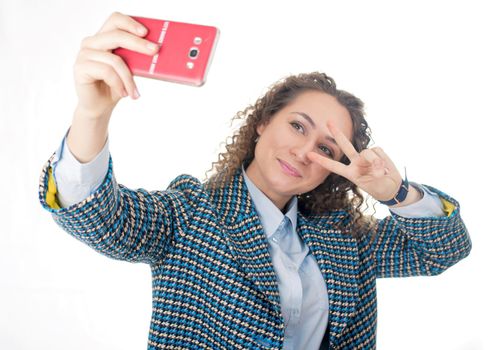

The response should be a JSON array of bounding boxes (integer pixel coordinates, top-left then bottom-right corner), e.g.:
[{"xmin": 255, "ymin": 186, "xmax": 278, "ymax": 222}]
[{"xmin": 205, "ymin": 72, "xmax": 376, "ymax": 238}]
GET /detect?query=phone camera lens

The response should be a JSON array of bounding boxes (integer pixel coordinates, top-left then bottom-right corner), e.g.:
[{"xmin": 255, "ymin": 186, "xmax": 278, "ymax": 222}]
[{"xmin": 189, "ymin": 48, "xmax": 199, "ymax": 59}]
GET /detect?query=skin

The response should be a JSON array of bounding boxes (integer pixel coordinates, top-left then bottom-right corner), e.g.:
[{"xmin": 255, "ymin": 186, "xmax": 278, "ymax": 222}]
[
  {"xmin": 67, "ymin": 12, "xmax": 421, "ymax": 211},
  {"xmin": 246, "ymin": 90, "xmax": 422, "ymax": 211},
  {"xmin": 67, "ymin": 12, "xmax": 159, "ymax": 163}
]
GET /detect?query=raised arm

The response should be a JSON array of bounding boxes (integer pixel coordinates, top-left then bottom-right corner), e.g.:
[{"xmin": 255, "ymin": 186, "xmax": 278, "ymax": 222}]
[
  {"xmin": 39, "ymin": 12, "xmax": 182, "ymax": 265},
  {"xmin": 307, "ymin": 122, "xmax": 471, "ymax": 276}
]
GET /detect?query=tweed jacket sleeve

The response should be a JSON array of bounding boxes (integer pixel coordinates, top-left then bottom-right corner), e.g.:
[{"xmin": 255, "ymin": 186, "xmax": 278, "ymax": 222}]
[
  {"xmin": 39, "ymin": 154, "xmax": 196, "ymax": 265},
  {"xmin": 362, "ymin": 186, "xmax": 472, "ymax": 278}
]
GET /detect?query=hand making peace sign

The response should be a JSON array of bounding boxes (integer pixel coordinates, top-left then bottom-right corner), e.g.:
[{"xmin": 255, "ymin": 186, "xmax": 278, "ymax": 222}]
[{"xmin": 307, "ymin": 121, "xmax": 407, "ymax": 204}]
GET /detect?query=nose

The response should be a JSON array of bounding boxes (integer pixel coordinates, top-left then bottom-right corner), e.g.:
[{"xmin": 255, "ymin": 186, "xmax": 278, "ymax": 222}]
[{"xmin": 290, "ymin": 141, "xmax": 315, "ymax": 164}]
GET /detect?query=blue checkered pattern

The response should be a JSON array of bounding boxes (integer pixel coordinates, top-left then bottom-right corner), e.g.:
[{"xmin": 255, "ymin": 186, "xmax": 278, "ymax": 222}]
[{"xmin": 39, "ymin": 154, "xmax": 471, "ymax": 349}]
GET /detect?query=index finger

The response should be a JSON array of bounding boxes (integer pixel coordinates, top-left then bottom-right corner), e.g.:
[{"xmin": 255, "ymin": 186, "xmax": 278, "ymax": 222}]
[
  {"xmin": 307, "ymin": 152, "xmax": 350, "ymax": 179},
  {"xmin": 98, "ymin": 12, "xmax": 148, "ymax": 37},
  {"xmin": 327, "ymin": 121, "xmax": 359, "ymax": 162}
]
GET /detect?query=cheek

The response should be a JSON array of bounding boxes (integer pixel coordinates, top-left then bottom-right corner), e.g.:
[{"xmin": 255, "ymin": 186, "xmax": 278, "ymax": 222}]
[{"xmin": 258, "ymin": 132, "xmax": 288, "ymax": 155}]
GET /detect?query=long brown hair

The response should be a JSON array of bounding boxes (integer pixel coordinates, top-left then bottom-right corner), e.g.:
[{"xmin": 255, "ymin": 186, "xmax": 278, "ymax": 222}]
[{"xmin": 205, "ymin": 72, "xmax": 376, "ymax": 238}]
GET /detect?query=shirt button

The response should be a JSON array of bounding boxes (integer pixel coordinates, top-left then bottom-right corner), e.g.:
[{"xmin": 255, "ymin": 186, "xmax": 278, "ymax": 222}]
[{"xmin": 272, "ymin": 236, "xmax": 278, "ymax": 243}]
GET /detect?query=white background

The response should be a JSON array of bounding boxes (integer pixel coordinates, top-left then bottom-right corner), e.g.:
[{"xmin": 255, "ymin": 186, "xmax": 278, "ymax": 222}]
[{"xmin": 1, "ymin": 0, "xmax": 489, "ymax": 349}]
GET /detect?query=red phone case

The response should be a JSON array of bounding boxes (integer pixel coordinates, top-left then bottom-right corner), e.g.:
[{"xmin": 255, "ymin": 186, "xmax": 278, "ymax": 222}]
[{"xmin": 114, "ymin": 16, "xmax": 219, "ymax": 86}]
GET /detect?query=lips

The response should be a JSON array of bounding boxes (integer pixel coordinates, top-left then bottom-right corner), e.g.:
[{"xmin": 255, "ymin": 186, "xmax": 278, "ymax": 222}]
[{"xmin": 278, "ymin": 159, "xmax": 301, "ymax": 177}]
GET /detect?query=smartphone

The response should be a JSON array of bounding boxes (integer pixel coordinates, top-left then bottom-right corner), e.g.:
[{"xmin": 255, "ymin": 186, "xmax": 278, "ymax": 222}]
[{"xmin": 113, "ymin": 16, "xmax": 219, "ymax": 86}]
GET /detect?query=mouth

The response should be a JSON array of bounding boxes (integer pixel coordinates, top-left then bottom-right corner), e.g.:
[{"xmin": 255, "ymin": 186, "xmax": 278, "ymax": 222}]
[{"xmin": 278, "ymin": 159, "xmax": 302, "ymax": 177}]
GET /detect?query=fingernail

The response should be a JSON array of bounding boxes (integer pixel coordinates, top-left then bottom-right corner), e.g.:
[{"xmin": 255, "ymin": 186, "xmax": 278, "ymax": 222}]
[
  {"xmin": 137, "ymin": 26, "xmax": 147, "ymax": 36},
  {"xmin": 133, "ymin": 87, "xmax": 140, "ymax": 99},
  {"xmin": 122, "ymin": 89, "xmax": 128, "ymax": 98},
  {"xmin": 147, "ymin": 42, "xmax": 158, "ymax": 51}
]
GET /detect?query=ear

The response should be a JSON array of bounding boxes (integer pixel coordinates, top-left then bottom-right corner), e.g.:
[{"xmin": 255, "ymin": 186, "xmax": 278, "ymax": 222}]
[{"xmin": 256, "ymin": 123, "xmax": 266, "ymax": 136}]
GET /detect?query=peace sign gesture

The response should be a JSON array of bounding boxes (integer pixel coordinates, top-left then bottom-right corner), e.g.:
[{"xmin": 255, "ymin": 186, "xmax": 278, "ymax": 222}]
[{"xmin": 307, "ymin": 122, "xmax": 409, "ymax": 204}]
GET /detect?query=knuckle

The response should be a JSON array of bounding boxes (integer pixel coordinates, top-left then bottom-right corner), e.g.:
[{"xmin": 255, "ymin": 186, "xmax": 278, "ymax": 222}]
[
  {"xmin": 80, "ymin": 35, "xmax": 92, "ymax": 48},
  {"xmin": 110, "ymin": 11, "xmax": 122, "ymax": 19},
  {"xmin": 101, "ymin": 65, "xmax": 113, "ymax": 77},
  {"xmin": 112, "ymin": 55, "xmax": 128, "ymax": 72},
  {"xmin": 78, "ymin": 47, "xmax": 90, "ymax": 59},
  {"xmin": 73, "ymin": 59, "xmax": 83, "ymax": 71}
]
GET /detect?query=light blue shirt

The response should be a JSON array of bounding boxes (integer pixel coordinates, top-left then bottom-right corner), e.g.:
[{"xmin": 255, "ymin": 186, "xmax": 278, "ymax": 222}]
[
  {"xmin": 51, "ymin": 129, "xmax": 110, "ymax": 208},
  {"xmin": 52, "ymin": 134, "xmax": 445, "ymax": 349},
  {"xmin": 242, "ymin": 167, "xmax": 330, "ymax": 349},
  {"xmin": 240, "ymin": 166, "xmax": 446, "ymax": 349}
]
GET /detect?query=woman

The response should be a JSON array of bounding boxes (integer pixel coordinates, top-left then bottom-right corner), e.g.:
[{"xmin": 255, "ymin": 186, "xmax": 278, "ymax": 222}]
[{"xmin": 39, "ymin": 12, "xmax": 471, "ymax": 350}]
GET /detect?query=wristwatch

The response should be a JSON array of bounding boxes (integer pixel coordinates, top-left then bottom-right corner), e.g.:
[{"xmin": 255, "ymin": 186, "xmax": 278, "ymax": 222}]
[{"xmin": 379, "ymin": 171, "xmax": 410, "ymax": 206}]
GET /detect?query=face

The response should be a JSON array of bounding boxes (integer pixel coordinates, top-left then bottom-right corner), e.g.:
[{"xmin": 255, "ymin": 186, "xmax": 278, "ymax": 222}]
[{"xmin": 245, "ymin": 90, "xmax": 353, "ymax": 210}]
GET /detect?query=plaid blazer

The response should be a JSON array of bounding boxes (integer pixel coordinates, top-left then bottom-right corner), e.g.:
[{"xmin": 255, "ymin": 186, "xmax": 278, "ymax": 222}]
[{"xmin": 39, "ymin": 155, "xmax": 471, "ymax": 349}]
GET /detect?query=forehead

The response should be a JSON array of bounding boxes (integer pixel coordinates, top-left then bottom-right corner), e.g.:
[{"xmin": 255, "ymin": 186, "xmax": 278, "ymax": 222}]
[{"xmin": 285, "ymin": 90, "xmax": 353, "ymax": 137}]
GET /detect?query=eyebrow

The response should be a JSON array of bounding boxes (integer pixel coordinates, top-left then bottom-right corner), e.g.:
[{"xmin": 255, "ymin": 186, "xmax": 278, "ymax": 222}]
[{"xmin": 290, "ymin": 111, "xmax": 339, "ymax": 147}]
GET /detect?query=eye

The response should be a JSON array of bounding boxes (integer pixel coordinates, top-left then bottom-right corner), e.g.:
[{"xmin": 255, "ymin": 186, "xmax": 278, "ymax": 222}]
[
  {"xmin": 319, "ymin": 144, "xmax": 333, "ymax": 157},
  {"xmin": 290, "ymin": 121, "xmax": 305, "ymax": 133}
]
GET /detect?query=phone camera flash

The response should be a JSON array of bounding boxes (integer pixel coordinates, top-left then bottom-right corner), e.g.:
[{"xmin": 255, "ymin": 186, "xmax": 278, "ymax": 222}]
[
  {"xmin": 194, "ymin": 37, "xmax": 202, "ymax": 45},
  {"xmin": 187, "ymin": 62, "xmax": 194, "ymax": 69}
]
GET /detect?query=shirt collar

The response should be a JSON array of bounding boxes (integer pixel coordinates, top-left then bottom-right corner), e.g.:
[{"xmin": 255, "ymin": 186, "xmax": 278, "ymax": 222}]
[{"xmin": 241, "ymin": 164, "xmax": 298, "ymax": 238}]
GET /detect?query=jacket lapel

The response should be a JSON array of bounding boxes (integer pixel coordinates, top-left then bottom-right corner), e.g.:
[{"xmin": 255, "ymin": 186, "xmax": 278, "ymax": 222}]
[
  {"xmin": 206, "ymin": 169, "xmax": 360, "ymax": 341},
  {"xmin": 296, "ymin": 212, "xmax": 360, "ymax": 344},
  {"xmin": 206, "ymin": 169, "xmax": 282, "ymax": 313}
]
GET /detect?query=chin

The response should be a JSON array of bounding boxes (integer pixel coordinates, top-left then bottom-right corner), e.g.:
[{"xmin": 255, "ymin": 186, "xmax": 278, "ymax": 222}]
[{"xmin": 267, "ymin": 172, "xmax": 302, "ymax": 194}]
